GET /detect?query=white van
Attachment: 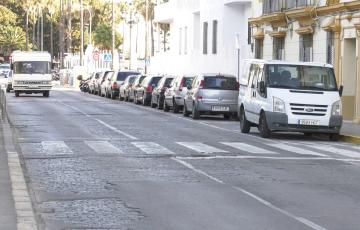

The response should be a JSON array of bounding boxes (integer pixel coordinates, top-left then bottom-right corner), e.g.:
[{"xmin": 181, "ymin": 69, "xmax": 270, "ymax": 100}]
[
  {"xmin": 238, "ymin": 59, "xmax": 343, "ymax": 140},
  {"xmin": 11, "ymin": 51, "xmax": 52, "ymax": 97}
]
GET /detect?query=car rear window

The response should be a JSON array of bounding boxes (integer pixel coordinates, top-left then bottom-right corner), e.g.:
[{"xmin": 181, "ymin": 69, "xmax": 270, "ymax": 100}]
[
  {"xmin": 150, "ymin": 77, "xmax": 162, "ymax": 85},
  {"xmin": 184, "ymin": 77, "xmax": 194, "ymax": 87},
  {"xmin": 204, "ymin": 76, "xmax": 238, "ymax": 90},
  {"xmin": 128, "ymin": 76, "xmax": 137, "ymax": 83},
  {"xmin": 117, "ymin": 72, "xmax": 139, "ymax": 81},
  {"xmin": 164, "ymin": 78, "xmax": 174, "ymax": 87}
]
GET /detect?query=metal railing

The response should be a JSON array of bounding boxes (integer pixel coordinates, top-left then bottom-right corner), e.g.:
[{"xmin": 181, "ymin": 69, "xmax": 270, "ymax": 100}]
[{"xmin": 262, "ymin": 0, "xmax": 316, "ymax": 15}]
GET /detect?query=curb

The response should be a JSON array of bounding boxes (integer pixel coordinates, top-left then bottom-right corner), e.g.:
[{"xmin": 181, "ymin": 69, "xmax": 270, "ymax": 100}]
[{"xmin": 340, "ymin": 134, "xmax": 360, "ymax": 145}]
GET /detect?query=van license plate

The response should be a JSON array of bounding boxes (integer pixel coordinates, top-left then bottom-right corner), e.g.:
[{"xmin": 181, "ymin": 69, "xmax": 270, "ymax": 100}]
[
  {"xmin": 212, "ymin": 106, "xmax": 229, "ymax": 112},
  {"xmin": 299, "ymin": 119, "xmax": 320, "ymax": 126}
]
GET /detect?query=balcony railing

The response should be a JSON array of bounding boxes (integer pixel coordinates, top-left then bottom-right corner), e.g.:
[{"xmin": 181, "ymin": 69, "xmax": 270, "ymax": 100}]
[{"xmin": 262, "ymin": 0, "xmax": 316, "ymax": 15}]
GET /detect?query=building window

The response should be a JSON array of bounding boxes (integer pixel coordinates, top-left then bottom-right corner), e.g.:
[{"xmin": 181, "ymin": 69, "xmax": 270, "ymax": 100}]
[
  {"xmin": 179, "ymin": 28, "xmax": 182, "ymax": 55},
  {"xmin": 212, "ymin": 20, "xmax": 217, "ymax": 54},
  {"xmin": 255, "ymin": 39, "xmax": 263, "ymax": 59},
  {"xmin": 273, "ymin": 37, "xmax": 284, "ymax": 60},
  {"xmin": 299, "ymin": 34, "xmax": 313, "ymax": 62},
  {"xmin": 326, "ymin": 31, "xmax": 334, "ymax": 64},
  {"xmin": 203, "ymin": 22, "xmax": 208, "ymax": 54},
  {"xmin": 248, "ymin": 22, "xmax": 252, "ymax": 45},
  {"xmin": 184, "ymin": 26, "xmax": 188, "ymax": 55}
]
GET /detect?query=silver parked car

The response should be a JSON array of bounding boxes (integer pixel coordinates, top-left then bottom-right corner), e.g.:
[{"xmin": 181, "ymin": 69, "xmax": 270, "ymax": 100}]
[
  {"xmin": 164, "ymin": 75, "xmax": 195, "ymax": 113},
  {"xmin": 106, "ymin": 71, "xmax": 140, "ymax": 99},
  {"xmin": 95, "ymin": 70, "xmax": 112, "ymax": 96},
  {"xmin": 119, "ymin": 75, "xmax": 138, "ymax": 101},
  {"xmin": 183, "ymin": 74, "xmax": 239, "ymax": 119},
  {"xmin": 100, "ymin": 71, "xmax": 114, "ymax": 97}
]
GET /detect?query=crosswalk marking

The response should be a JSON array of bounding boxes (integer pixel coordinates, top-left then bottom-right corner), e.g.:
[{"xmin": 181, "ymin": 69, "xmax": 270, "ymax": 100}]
[
  {"xmin": 268, "ymin": 143, "xmax": 327, "ymax": 157},
  {"xmin": 221, "ymin": 142, "xmax": 277, "ymax": 154},
  {"xmin": 176, "ymin": 142, "xmax": 228, "ymax": 154},
  {"xmin": 41, "ymin": 141, "xmax": 73, "ymax": 155},
  {"xmin": 308, "ymin": 145, "xmax": 360, "ymax": 158},
  {"xmin": 85, "ymin": 141, "xmax": 122, "ymax": 154},
  {"xmin": 132, "ymin": 142, "xmax": 175, "ymax": 155}
]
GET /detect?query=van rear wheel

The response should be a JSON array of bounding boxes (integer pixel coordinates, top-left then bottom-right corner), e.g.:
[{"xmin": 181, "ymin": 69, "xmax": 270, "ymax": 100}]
[
  {"xmin": 258, "ymin": 112, "xmax": 271, "ymax": 138},
  {"xmin": 239, "ymin": 108, "xmax": 251, "ymax": 133},
  {"xmin": 15, "ymin": 91, "xmax": 19, "ymax": 97},
  {"xmin": 43, "ymin": 91, "xmax": 49, "ymax": 97},
  {"xmin": 329, "ymin": 133, "xmax": 340, "ymax": 141}
]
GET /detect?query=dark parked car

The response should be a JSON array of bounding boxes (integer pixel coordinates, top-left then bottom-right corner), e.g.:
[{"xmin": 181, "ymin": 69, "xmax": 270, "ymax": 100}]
[
  {"xmin": 150, "ymin": 76, "xmax": 174, "ymax": 109},
  {"xmin": 134, "ymin": 75, "xmax": 162, "ymax": 105},
  {"xmin": 119, "ymin": 75, "xmax": 138, "ymax": 101},
  {"xmin": 128, "ymin": 75, "xmax": 146, "ymax": 102}
]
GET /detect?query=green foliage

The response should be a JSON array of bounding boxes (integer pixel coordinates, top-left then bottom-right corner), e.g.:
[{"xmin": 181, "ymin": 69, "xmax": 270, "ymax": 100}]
[
  {"xmin": 0, "ymin": 5, "xmax": 18, "ymax": 27},
  {"xmin": 93, "ymin": 23, "xmax": 122, "ymax": 50},
  {"xmin": 0, "ymin": 26, "xmax": 26, "ymax": 54}
]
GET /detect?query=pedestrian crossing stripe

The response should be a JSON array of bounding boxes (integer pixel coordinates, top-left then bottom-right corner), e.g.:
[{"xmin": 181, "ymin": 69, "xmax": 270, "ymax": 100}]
[
  {"xmin": 132, "ymin": 142, "xmax": 175, "ymax": 155},
  {"xmin": 221, "ymin": 142, "xmax": 277, "ymax": 154},
  {"xmin": 308, "ymin": 144, "xmax": 360, "ymax": 158},
  {"xmin": 176, "ymin": 142, "xmax": 228, "ymax": 154},
  {"xmin": 267, "ymin": 143, "xmax": 327, "ymax": 157},
  {"xmin": 84, "ymin": 141, "xmax": 122, "ymax": 154},
  {"xmin": 41, "ymin": 141, "xmax": 73, "ymax": 155}
]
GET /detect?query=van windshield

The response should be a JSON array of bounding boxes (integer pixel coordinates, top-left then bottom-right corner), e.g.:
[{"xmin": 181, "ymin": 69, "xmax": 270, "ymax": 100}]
[
  {"xmin": 14, "ymin": 61, "xmax": 51, "ymax": 74},
  {"xmin": 266, "ymin": 65, "xmax": 337, "ymax": 91},
  {"xmin": 204, "ymin": 76, "xmax": 238, "ymax": 90}
]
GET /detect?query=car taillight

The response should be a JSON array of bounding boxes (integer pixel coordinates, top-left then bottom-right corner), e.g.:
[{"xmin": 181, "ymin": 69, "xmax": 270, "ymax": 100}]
[
  {"xmin": 112, "ymin": 82, "xmax": 118, "ymax": 88},
  {"xmin": 236, "ymin": 81, "xmax": 240, "ymax": 90},
  {"xmin": 146, "ymin": 85, "xmax": 153, "ymax": 92},
  {"xmin": 199, "ymin": 80, "xmax": 204, "ymax": 89},
  {"xmin": 197, "ymin": 96, "xmax": 203, "ymax": 100}
]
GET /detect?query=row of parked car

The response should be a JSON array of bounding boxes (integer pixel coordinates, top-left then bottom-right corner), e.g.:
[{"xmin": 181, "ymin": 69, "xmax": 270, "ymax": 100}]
[
  {"xmin": 79, "ymin": 59, "xmax": 344, "ymax": 140},
  {"xmin": 79, "ymin": 70, "xmax": 239, "ymax": 120}
]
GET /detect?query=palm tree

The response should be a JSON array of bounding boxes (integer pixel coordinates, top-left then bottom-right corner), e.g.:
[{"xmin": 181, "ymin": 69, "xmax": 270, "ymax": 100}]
[{"xmin": 0, "ymin": 26, "xmax": 26, "ymax": 55}]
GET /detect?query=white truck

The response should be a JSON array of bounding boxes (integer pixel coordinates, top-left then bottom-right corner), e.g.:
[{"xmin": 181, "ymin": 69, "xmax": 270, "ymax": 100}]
[{"xmin": 10, "ymin": 51, "xmax": 52, "ymax": 97}]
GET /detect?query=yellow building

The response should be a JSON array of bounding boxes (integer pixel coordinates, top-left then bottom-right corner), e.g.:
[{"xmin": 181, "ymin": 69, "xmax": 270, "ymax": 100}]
[{"xmin": 249, "ymin": 0, "xmax": 360, "ymax": 122}]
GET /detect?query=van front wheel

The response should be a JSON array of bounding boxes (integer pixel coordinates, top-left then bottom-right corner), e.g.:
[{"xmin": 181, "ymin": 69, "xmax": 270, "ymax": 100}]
[
  {"xmin": 258, "ymin": 112, "xmax": 271, "ymax": 138},
  {"xmin": 239, "ymin": 108, "xmax": 251, "ymax": 133}
]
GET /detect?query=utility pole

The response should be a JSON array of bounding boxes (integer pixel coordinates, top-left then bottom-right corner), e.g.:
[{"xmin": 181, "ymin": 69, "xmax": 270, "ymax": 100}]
[
  {"xmin": 41, "ymin": 8, "xmax": 43, "ymax": 51},
  {"xmin": 67, "ymin": 0, "xmax": 72, "ymax": 53},
  {"xmin": 112, "ymin": 0, "xmax": 116, "ymax": 70},
  {"xmin": 145, "ymin": 0, "xmax": 149, "ymax": 74},
  {"xmin": 60, "ymin": 0, "xmax": 65, "ymax": 68},
  {"xmin": 80, "ymin": 0, "xmax": 84, "ymax": 66},
  {"xmin": 25, "ymin": 10, "xmax": 29, "ymax": 50}
]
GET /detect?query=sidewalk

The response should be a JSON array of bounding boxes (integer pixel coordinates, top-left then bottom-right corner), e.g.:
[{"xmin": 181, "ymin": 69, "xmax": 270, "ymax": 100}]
[
  {"xmin": 0, "ymin": 123, "xmax": 17, "ymax": 230},
  {"xmin": 340, "ymin": 121, "xmax": 360, "ymax": 144}
]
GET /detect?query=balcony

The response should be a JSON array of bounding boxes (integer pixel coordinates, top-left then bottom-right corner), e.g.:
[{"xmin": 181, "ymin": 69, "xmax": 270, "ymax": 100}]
[
  {"xmin": 154, "ymin": 1, "xmax": 174, "ymax": 23},
  {"xmin": 262, "ymin": 0, "xmax": 316, "ymax": 15},
  {"xmin": 224, "ymin": 0, "xmax": 251, "ymax": 6}
]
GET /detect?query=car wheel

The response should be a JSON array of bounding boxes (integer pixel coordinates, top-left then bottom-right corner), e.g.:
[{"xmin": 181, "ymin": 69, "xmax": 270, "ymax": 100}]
[
  {"xmin": 43, "ymin": 91, "xmax": 50, "ymax": 97},
  {"xmin": 173, "ymin": 99, "xmax": 180, "ymax": 113},
  {"xmin": 119, "ymin": 93, "xmax": 124, "ymax": 101},
  {"xmin": 163, "ymin": 99, "xmax": 170, "ymax": 112},
  {"xmin": 258, "ymin": 112, "xmax": 271, "ymax": 138},
  {"xmin": 15, "ymin": 91, "xmax": 19, "ymax": 97},
  {"xmin": 192, "ymin": 102, "xmax": 200, "ymax": 120},
  {"xmin": 303, "ymin": 133, "xmax": 312, "ymax": 137},
  {"xmin": 183, "ymin": 101, "xmax": 190, "ymax": 117},
  {"xmin": 239, "ymin": 107, "xmax": 251, "ymax": 133},
  {"xmin": 142, "ymin": 94, "xmax": 147, "ymax": 106},
  {"xmin": 157, "ymin": 97, "xmax": 163, "ymax": 110},
  {"xmin": 151, "ymin": 98, "xmax": 156, "ymax": 108},
  {"xmin": 329, "ymin": 133, "xmax": 340, "ymax": 141},
  {"xmin": 6, "ymin": 87, "xmax": 10, "ymax": 93}
]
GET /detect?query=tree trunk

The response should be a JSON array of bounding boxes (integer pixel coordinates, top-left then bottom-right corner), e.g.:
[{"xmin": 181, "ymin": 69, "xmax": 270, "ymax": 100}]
[
  {"xmin": 25, "ymin": 11, "xmax": 29, "ymax": 50},
  {"xmin": 50, "ymin": 13, "xmax": 53, "ymax": 58},
  {"xmin": 60, "ymin": 0, "xmax": 65, "ymax": 68},
  {"xmin": 151, "ymin": 19, "xmax": 154, "ymax": 56},
  {"xmin": 67, "ymin": 0, "xmax": 72, "ymax": 53}
]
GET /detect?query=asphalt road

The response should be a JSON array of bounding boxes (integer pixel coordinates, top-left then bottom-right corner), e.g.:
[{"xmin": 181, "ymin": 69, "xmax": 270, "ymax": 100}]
[{"xmin": 5, "ymin": 89, "xmax": 360, "ymax": 230}]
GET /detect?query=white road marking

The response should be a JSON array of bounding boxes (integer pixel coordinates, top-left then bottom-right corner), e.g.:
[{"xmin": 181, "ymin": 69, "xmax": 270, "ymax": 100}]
[
  {"xmin": 172, "ymin": 157, "xmax": 327, "ymax": 230},
  {"xmin": 132, "ymin": 142, "xmax": 175, "ymax": 155},
  {"xmin": 58, "ymin": 101, "xmax": 138, "ymax": 140},
  {"xmin": 85, "ymin": 141, "xmax": 122, "ymax": 154},
  {"xmin": 7, "ymin": 152, "xmax": 37, "ymax": 230},
  {"xmin": 176, "ymin": 142, "xmax": 228, "ymax": 154},
  {"xmin": 268, "ymin": 143, "xmax": 327, "ymax": 157},
  {"xmin": 308, "ymin": 145, "xmax": 360, "ymax": 158},
  {"xmin": 221, "ymin": 142, "xmax": 277, "ymax": 154},
  {"xmin": 41, "ymin": 141, "xmax": 73, "ymax": 155}
]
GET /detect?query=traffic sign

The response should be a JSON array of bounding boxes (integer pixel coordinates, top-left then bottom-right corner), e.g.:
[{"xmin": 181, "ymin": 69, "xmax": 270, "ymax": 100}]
[
  {"xmin": 103, "ymin": 53, "xmax": 112, "ymax": 62},
  {"xmin": 92, "ymin": 51, "xmax": 99, "ymax": 61}
]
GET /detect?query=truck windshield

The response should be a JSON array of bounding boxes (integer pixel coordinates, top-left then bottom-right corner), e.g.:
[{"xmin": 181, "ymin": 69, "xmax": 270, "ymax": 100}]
[
  {"xmin": 266, "ymin": 65, "xmax": 337, "ymax": 91},
  {"xmin": 14, "ymin": 61, "xmax": 51, "ymax": 74}
]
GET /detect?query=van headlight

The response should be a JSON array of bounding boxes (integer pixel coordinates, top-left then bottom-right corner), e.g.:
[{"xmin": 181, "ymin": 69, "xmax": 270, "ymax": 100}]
[
  {"xmin": 331, "ymin": 100, "xmax": 341, "ymax": 116},
  {"xmin": 273, "ymin": 97, "xmax": 285, "ymax": 113}
]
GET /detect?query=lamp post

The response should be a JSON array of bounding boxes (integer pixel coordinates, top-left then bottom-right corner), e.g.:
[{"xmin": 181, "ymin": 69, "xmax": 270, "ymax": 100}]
[{"xmin": 80, "ymin": 0, "xmax": 84, "ymax": 66}]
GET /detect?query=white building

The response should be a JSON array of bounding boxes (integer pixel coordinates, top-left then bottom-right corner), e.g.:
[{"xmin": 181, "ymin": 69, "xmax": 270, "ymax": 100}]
[
  {"xmin": 249, "ymin": 0, "xmax": 360, "ymax": 121},
  {"xmin": 151, "ymin": 0, "xmax": 252, "ymax": 78}
]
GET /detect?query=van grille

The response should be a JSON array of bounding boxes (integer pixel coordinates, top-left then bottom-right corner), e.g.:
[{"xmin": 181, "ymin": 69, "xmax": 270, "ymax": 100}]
[{"xmin": 289, "ymin": 103, "xmax": 328, "ymax": 116}]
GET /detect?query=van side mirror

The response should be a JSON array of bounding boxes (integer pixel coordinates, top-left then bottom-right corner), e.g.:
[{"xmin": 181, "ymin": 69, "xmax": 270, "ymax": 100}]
[
  {"xmin": 259, "ymin": 81, "xmax": 266, "ymax": 94},
  {"xmin": 339, "ymin": 85, "xmax": 343, "ymax": 97},
  {"xmin": 77, "ymin": 75, "xmax": 83, "ymax": 81}
]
